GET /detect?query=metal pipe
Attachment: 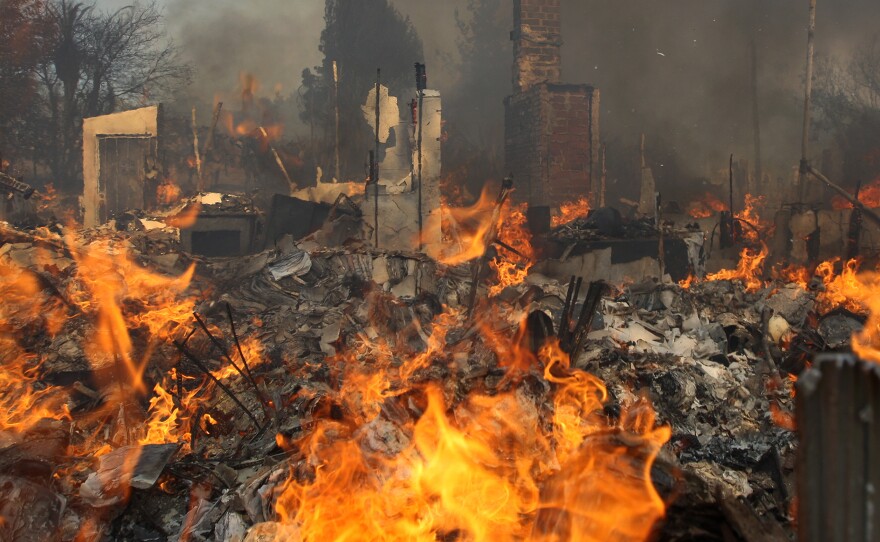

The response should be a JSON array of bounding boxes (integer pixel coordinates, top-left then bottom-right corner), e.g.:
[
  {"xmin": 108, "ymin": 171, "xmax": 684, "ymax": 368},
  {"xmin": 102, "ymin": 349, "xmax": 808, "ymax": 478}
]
[
  {"xmin": 415, "ymin": 63, "xmax": 427, "ymax": 251},
  {"xmin": 374, "ymin": 69, "xmax": 381, "ymax": 249},
  {"xmin": 333, "ymin": 60, "xmax": 340, "ymax": 183},
  {"xmin": 799, "ymin": 0, "xmax": 818, "ymax": 199}
]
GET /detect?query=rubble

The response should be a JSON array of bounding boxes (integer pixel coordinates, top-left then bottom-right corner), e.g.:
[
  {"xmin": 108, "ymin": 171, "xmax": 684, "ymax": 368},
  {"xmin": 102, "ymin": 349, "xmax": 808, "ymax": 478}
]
[{"xmin": 0, "ymin": 200, "xmax": 870, "ymax": 541}]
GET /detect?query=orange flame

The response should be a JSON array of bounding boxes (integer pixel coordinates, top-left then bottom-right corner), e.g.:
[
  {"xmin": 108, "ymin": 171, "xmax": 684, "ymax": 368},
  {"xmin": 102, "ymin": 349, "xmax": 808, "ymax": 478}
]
[
  {"xmin": 814, "ymin": 258, "xmax": 864, "ymax": 314},
  {"xmin": 426, "ymin": 186, "xmax": 500, "ymax": 266},
  {"xmin": 831, "ymin": 177, "xmax": 880, "ymax": 210},
  {"xmin": 427, "ymin": 186, "xmax": 535, "ymax": 295},
  {"xmin": 157, "ymin": 179, "xmax": 182, "ymax": 206},
  {"xmin": 552, "ymin": 197, "xmax": 591, "ymax": 227},
  {"xmin": 271, "ymin": 312, "xmax": 669, "ymax": 541},
  {"xmin": 165, "ymin": 202, "xmax": 201, "ymax": 229},
  {"xmin": 705, "ymin": 245, "xmax": 768, "ymax": 292},
  {"xmin": 687, "ymin": 193, "xmax": 728, "ymax": 219},
  {"xmin": 490, "ymin": 202, "xmax": 534, "ymax": 296},
  {"xmin": 0, "ymin": 231, "xmax": 198, "ymax": 449},
  {"xmin": 734, "ymin": 194, "xmax": 767, "ymax": 244}
]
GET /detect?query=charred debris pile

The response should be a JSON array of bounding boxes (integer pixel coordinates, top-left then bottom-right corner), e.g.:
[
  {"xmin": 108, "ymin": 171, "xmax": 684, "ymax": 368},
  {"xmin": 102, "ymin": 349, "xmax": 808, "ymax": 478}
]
[{"xmin": 3, "ymin": 189, "xmax": 877, "ymax": 542}]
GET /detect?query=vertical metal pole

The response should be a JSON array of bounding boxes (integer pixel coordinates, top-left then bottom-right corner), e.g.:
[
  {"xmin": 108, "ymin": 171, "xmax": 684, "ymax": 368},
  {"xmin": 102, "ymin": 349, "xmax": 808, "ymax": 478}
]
[
  {"xmin": 415, "ymin": 63, "xmax": 426, "ymax": 251},
  {"xmin": 369, "ymin": 151, "xmax": 378, "ymax": 248},
  {"xmin": 799, "ymin": 0, "xmax": 818, "ymax": 199},
  {"xmin": 374, "ymin": 69, "xmax": 381, "ymax": 249},
  {"xmin": 750, "ymin": 40, "xmax": 763, "ymax": 192},
  {"xmin": 333, "ymin": 60, "xmax": 340, "ymax": 183},
  {"xmin": 729, "ymin": 154, "xmax": 736, "ymax": 243},
  {"xmin": 600, "ymin": 144, "xmax": 607, "ymax": 208},
  {"xmin": 729, "ymin": 154, "xmax": 735, "ymax": 215}
]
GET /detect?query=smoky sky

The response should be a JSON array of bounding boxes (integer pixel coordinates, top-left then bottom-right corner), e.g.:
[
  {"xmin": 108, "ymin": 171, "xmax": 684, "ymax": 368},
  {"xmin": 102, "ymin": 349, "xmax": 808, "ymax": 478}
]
[
  {"xmin": 98, "ymin": 0, "xmax": 880, "ymax": 180},
  {"xmin": 561, "ymin": 0, "xmax": 880, "ymax": 179}
]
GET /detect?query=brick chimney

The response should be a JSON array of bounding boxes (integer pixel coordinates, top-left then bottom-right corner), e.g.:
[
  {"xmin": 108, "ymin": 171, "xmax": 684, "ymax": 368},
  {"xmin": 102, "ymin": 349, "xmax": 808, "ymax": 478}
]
[{"xmin": 512, "ymin": 0, "xmax": 563, "ymax": 93}]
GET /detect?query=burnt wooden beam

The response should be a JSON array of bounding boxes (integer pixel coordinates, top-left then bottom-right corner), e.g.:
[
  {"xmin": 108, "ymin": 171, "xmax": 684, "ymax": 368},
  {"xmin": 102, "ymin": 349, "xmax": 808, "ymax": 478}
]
[{"xmin": 796, "ymin": 353, "xmax": 880, "ymax": 542}]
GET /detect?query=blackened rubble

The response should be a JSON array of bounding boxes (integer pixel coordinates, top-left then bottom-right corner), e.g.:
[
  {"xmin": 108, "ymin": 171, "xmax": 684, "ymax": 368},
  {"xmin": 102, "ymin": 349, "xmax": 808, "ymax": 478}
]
[{"xmin": 0, "ymin": 210, "xmax": 848, "ymax": 540}]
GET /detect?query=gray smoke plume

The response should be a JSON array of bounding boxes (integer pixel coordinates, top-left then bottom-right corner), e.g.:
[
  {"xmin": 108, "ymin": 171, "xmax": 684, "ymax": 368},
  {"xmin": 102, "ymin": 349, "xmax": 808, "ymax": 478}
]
[{"xmin": 135, "ymin": 0, "xmax": 880, "ymax": 194}]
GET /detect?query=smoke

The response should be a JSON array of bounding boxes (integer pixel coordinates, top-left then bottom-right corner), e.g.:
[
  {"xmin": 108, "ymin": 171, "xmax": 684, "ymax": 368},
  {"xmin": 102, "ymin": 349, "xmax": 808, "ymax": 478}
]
[
  {"xmin": 561, "ymin": 0, "xmax": 880, "ymax": 186},
  {"xmin": 164, "ymin": 0, "xmax": 324, "ymax": 108},
  {"xmin": 156, "ymin": 0, "xmax": 880, "ymax": 193}
]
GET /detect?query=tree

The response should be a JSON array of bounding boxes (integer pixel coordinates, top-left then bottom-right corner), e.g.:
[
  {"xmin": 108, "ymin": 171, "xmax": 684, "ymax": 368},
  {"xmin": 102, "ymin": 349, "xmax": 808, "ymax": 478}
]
[
  {"xmin": 444, "ymin": 0, "xmax": 511, "ymax": 197},
  {"xmin": 300, "ymin": 0, "xmax": 424, "ymax": 181},
  {"xmin": 35, "ymin": 0, "xmax": 191, "ymax": 191},
  {"xmin": 814, "ymin": 36, "xmax": 880, "ymax": 184},
  {"xmin": 0, "ymin": 0, "xmax": 52, "ymax": 162}
]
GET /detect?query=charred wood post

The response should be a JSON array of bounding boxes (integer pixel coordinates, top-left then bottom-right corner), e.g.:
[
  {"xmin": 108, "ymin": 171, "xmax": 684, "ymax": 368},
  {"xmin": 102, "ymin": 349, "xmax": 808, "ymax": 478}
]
[
  {"xmin": 201, "ymin": 101, "xmax": 224, "ymax": 186},
  {"xmin": 568, "ymin": 281, "xmax": 607, "ymax": 361},
  {"xmin": 191, "ymin": 107, "xmax": 203, "ymax": 189},
  {"xmin": 657, "ymin": 193, "xmax": 665, "ymax": 278},
  {"xmin": 847, "ymin": 180, "xmax": 863, "ymax": 260},
  {"xmin": 796, "ymin": 353, "xmax": 879, "ymax": 542},
  {"xmin": 258, "ymin": 126, "xmax": 295, "ymax": 193}
]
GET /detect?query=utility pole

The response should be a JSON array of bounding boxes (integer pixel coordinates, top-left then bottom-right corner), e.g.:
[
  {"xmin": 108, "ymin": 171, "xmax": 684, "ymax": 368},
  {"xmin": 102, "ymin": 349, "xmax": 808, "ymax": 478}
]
[
  {"xmin": 600, "ymin": 144, "xmax": 607, "ymax": 208},
  {"xmin": 799, "ymin": 0, "xmax": 818, "ymax": 201},
  {"xmin": 750, "ymin": 40, "xmax": 763, "ymax": 193},
  {"xmin": 333, "ymin": 60, "xmax": 341, "ymax": 183},
  {"xmin": 374, "ymin": 69, "xmax": 381, "ymax": 249},
  {"xmin": 415, "ymin": 63, "xmax": 427, "ymax": 251}
]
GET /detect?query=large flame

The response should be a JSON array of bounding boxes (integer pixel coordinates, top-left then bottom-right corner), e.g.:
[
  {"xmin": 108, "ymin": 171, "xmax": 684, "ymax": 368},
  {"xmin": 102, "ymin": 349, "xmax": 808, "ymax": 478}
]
[
  {"xmin": 271, "ymin": 309, "xmax": 669, "ymax": 541},
  {"xmin": 0, "ymin": 232, "xmax": 198, "ymax": 447}
]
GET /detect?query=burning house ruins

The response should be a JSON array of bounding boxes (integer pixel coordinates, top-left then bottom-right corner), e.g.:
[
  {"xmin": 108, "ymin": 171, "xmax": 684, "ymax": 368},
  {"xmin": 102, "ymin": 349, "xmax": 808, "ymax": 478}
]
[{"xmin": 3, "ymin": 0, "xmax": 880, "ymax": 541}]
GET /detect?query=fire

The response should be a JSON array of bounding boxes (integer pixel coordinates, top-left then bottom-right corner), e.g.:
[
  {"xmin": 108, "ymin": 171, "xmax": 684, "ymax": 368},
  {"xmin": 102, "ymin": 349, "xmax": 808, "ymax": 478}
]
[
  {"xmin": 814, "ymin": 258, "xmax": 864, "ymax": 314},
  {"xmin": 831, "ymin": 177, "xmax": 880, "ymax": 210},
  {"xmin": 0, "ymin": 228, "xmax": 200, "ymax": 458},
  {"xmin": 704, "ymin": 245, "xmax": 769, "ymax": 292},
  {"xmin": 776, "ymin": 264, "xmax": 812, "ymax": 290},
  {"xmin": 833, "ymin": 271, "xmax": 880, "ymax": 362},
  {"xmin": 140, "ymin": 383, "xmax": 186, "ymax": 446},
  {"xmin": 427, "ymin": 186, "xmax": 500, "ymax": 266},
  {"xmin": 490, "ymin": 202, "xmax": 534, "ymax": 296},
  {"xmin": 36, "ymin": 183, "xmax": 58, "ymax": 214},
  {"xmin": 0, "ymin": 335, "xmax": 71, "ymax": 436},
  {"xmin": 734, "ymin": 194, "xmax": 768, "ymax": 244},
  {"xmin": 678, "ymin": 275, "xmax": 696, "ymax": 289},
  {"xmin": 273, "ymin": 313, "xmax": 669, "ymax": 541},
  {"xmin": 0, "ymin": 253, "xmax": 71, "ymax": 436},
  {"xmin": 211, "ymin": 336, "xmax": 265, "ymax": 380},
  {"xmin": 687, "ymin": 192, "xmax": 727, "ymax": 219},
  {"xmin": 427, "ymin": 185, "xmax": 535, "ymax": 296},
  {"xmin": 156, "ymin": 178, "xmax": 182, "ymax": 206},
  {"xmin": 552, "ymin": 197, "xmax": 591, "ymax": 227},
  {"xmin": 164, "ymin": 201, "xmax": 201, "ymax": 229}
]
